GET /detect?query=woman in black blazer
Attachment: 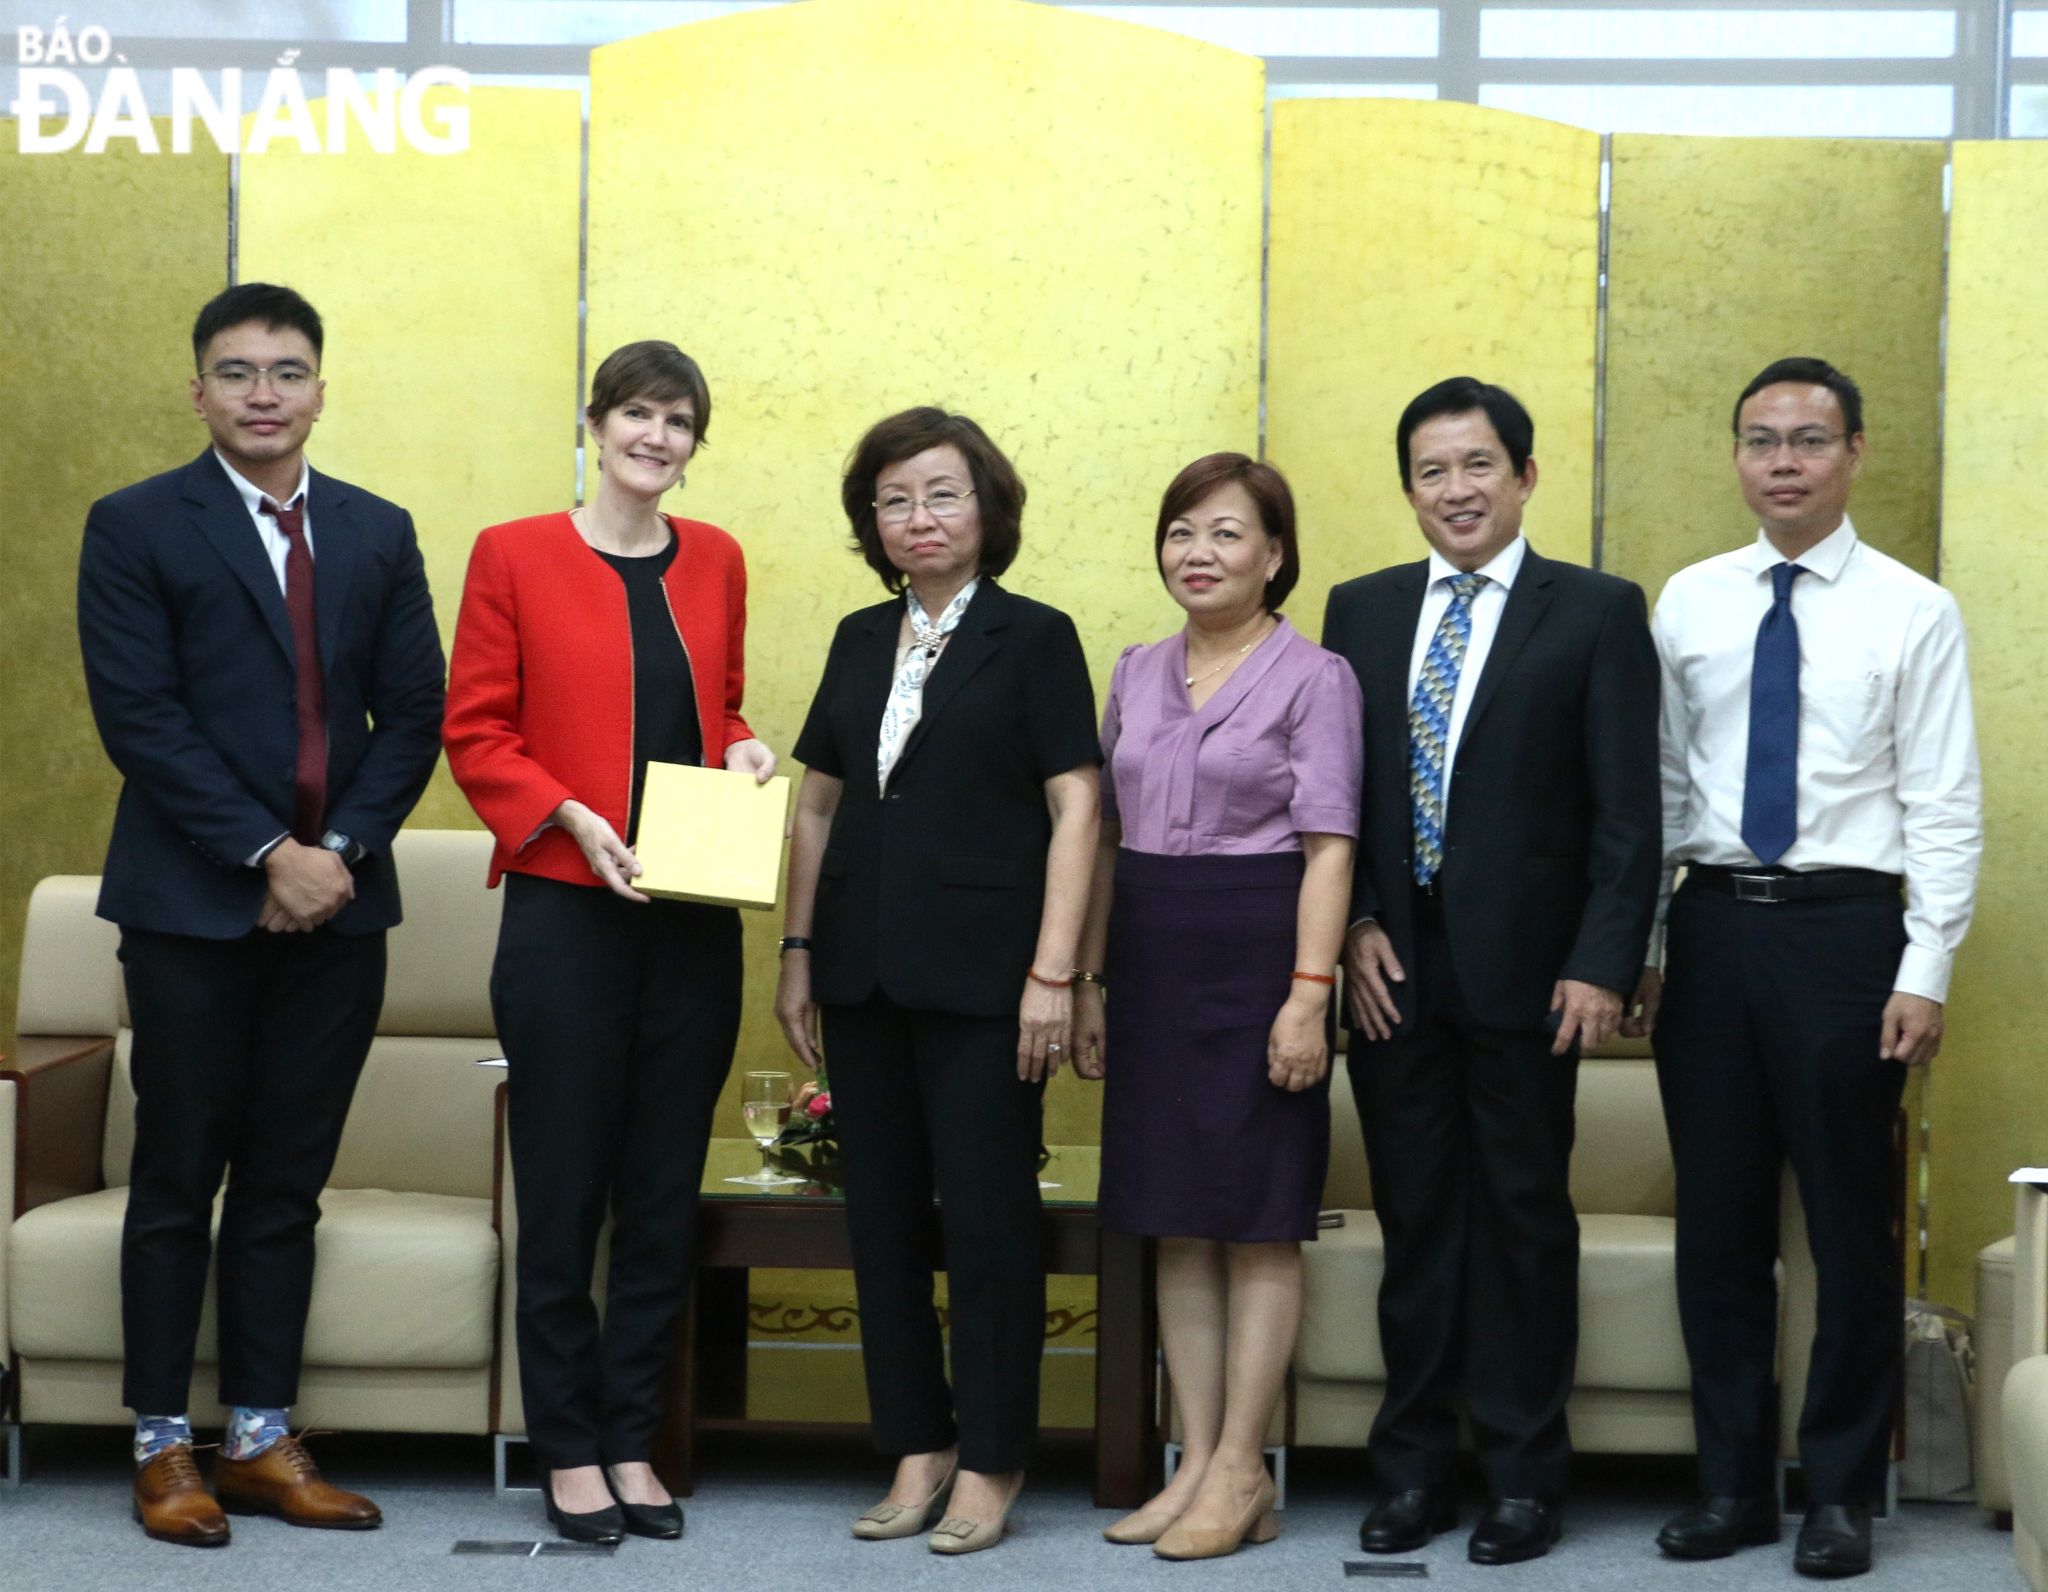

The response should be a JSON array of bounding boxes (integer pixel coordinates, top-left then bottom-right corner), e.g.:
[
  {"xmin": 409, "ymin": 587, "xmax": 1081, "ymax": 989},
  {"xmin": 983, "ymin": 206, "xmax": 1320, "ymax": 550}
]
[{"xmin": 775, "ymin": 408, "xmax": 1099, "ymax": 1555}]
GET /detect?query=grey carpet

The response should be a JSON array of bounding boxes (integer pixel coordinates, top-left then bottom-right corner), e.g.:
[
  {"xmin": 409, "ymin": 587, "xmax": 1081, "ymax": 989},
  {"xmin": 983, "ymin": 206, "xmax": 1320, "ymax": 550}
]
[{"xmin": 0, "ymin": 1431, "xmax": 2022, "ymax": 1591}]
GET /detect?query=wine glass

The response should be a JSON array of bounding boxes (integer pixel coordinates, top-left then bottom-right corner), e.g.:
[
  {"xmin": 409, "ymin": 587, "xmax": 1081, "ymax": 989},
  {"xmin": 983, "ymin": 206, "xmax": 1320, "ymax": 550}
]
[{"xmin": 729, "ymin": 1070, "xmax": 801, "ymax": 1186}]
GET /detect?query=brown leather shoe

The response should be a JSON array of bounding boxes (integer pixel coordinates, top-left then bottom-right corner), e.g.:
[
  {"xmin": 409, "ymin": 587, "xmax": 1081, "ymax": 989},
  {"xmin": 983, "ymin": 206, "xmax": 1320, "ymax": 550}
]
[
  {"xmin": 214, "ymin": 1435, "xmax": 382, "ymax": 1529},
  {"xmin": 133, "ymin": 1445, "xmax": 231, "ymax": 1546}
]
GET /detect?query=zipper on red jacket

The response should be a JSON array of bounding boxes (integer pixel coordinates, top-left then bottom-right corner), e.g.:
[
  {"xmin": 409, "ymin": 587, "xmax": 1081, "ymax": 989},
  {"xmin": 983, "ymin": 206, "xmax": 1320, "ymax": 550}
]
[{"xmin": 656, "ymin": 525, "xmax": 701, "ymax": 769}]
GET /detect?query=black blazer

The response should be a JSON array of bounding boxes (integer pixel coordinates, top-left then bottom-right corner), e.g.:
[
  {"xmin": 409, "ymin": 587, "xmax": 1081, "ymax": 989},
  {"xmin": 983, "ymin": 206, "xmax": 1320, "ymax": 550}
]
[
  {"xmin": 793, "ymin": 580, "xmax": 1099, "ymax": 1018},
  {"xmin": 1321, "ymin": 546, "xmax": 1660, "ymax": 1033},
  {"xmin": 77, "ymin": 451, "xmax": 446, "ymax": 938}
]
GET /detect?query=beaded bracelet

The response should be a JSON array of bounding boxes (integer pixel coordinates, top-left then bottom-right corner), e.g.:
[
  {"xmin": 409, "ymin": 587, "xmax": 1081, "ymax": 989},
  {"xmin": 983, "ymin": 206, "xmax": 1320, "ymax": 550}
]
[{"xmin": 1071, "ymin": 970, "xmax": 1107, "ymax": 990}]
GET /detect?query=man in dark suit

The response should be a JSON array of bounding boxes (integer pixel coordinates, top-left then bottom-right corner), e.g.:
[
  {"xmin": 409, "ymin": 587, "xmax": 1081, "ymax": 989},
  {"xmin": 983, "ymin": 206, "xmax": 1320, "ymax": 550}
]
[
  {"xmin": 1320, "ymin": 377, "xmax": 1660, "ymax": 1566},
  {"xmin": 76, "ymin": 283, "xmax": 445, "ymax": 1545}
]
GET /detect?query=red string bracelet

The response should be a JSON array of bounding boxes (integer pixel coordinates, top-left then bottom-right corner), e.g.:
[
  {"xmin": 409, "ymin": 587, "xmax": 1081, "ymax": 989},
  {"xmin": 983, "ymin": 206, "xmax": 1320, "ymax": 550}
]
[{"xmin": 1291, "ymin": 971, "xmax": 1336, "ymax": 986}]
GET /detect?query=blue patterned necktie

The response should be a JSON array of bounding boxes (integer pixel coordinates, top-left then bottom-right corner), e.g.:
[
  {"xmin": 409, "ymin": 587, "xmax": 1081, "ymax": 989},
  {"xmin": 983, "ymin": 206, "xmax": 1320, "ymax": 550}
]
[
  {"xmin": 1741, "ymin": 561, "xmax": 1806, "ymax": 865},
  {"xmin": 1408, "ymin": 572, "xmax": 1487, "ymax": 886}
]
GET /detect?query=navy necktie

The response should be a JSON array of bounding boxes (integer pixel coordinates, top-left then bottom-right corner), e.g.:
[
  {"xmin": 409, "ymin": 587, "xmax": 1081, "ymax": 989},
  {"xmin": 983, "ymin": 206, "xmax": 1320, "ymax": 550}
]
[{"xmin": 1740, "ymin": 561, "xmax": 1805, "ymax": 865}]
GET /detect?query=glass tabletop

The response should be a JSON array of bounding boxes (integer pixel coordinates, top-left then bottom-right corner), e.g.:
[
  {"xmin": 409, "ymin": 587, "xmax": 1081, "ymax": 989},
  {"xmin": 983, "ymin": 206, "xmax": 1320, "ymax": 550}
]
[{"xmin": 700, "ymin": 1139, "xmax": 1101, "ymax": 1208}]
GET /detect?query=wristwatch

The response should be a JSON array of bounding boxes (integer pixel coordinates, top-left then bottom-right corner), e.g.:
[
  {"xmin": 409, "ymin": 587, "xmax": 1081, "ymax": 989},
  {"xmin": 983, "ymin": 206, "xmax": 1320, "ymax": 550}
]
[{"xmin": 320, "ymin": 830, "xmax": 368, "ymax": 868}]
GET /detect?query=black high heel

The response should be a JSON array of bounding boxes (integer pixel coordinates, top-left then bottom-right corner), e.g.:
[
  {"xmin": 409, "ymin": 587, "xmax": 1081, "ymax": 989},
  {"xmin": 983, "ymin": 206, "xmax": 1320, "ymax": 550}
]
[
  {"xmin": 606, "ymin": 1468, "xmax": 684, "ymax": 1539},
  {"xmin": 545, "ymin": 1481, "xmax": 625, "ymax": 1545}
]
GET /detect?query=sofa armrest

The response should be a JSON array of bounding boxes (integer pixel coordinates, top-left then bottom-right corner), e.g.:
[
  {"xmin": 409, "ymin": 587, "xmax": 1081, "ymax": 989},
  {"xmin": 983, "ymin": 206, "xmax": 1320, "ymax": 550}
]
[
  {"xmin": 1, "ymin": 1036, "xmax": 115, "ymax": 1215},
  {"xmin": 2019, "ymin": 1181, "xmax": 2047, "ymax": 1363},
  {"xmin": 1, "ymin": 1078, "xmax": 15, "ymax": 1401}
]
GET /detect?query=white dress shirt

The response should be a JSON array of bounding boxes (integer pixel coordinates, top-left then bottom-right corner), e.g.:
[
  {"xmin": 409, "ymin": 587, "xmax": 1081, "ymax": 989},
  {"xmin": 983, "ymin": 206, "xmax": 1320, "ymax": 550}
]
[
  {"xmin": 214, "ymin": 450, "xmax": 313, "ymax": 591},
  {"xmin": 1406, "ymin": 533, "xmax": 1527, "ymax": 820},
  {"xmin": 1650, "ymin": 517, "xmax": 1981, "ymax": 1002}
]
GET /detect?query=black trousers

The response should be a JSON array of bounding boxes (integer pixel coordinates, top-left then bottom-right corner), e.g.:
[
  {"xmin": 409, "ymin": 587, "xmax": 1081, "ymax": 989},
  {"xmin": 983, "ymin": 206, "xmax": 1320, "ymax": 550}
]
[
  {"xmin": 821, "ymin": 996, "xmax": 1047, "ymax": 1472},
  {"xmin": 1349, "ymin": 909, "xmax": 1580, "ymax": 1499},
  {"xmin": 118, "ymin": 924, "xmax": 386, "ymax": 1413},
  {"xmin": 493, "ymin": 874, "xmax": 741, "ymax": 1471},
  {"xmin": 1656, "ymin": 883, "xmax": 1908, "ymax": 1504}
]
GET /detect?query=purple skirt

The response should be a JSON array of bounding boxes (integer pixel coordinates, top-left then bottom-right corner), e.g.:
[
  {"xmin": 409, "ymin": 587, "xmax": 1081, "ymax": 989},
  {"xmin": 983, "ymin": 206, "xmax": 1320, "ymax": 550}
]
[{"xmin": 1098, "ymin": 847, "xmax": 1330, "ymax": 1243}]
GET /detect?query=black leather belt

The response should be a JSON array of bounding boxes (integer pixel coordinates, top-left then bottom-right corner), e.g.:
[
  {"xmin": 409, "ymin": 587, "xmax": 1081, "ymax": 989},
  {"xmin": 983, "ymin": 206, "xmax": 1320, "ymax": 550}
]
[{"xmin": 1687, "ymin": 864, "xmax": 1902, "ymax": 904}]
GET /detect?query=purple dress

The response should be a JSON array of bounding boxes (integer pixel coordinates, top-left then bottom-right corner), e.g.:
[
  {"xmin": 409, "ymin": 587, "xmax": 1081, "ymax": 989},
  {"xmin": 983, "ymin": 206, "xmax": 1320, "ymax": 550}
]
[{"xmin": 1097, "ymin": 618, "xmax": 1364, "ymax": 1241}]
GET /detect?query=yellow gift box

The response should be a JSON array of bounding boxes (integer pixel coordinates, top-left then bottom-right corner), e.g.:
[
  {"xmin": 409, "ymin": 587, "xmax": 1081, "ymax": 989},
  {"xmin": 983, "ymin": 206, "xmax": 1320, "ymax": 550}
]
[{"xmin": 633, "ymin": 762, "xmax": 792, "ymax": 910}]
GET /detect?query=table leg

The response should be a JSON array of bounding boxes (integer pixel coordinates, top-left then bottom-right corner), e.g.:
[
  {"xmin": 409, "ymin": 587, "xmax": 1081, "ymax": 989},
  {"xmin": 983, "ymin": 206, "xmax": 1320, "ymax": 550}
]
[{"xmin": 1093, "ymin": 1228, "xmax": 1158, "ymax": 1508}]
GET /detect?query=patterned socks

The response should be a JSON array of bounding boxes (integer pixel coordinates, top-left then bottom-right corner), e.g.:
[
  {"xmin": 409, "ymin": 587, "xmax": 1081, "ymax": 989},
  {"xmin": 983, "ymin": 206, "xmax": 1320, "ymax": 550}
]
[
  {"xmin": 222, "ymin": 1406, "xmax": 291, "ymax": 1460},
  {"xmin": 135, "ymin": 1407, "xmax": 291, "ymax": 1465},
  {"xmin": 133, "ymin": 1414, "xmax": 192, "ymax": 1465}
]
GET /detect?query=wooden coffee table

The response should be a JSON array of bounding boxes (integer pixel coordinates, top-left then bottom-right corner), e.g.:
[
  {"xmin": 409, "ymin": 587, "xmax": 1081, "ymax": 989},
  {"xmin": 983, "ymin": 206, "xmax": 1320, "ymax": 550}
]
[{"xmin": 655, "ymin": 1141, "xmax": 1158, "ymax": 1507}]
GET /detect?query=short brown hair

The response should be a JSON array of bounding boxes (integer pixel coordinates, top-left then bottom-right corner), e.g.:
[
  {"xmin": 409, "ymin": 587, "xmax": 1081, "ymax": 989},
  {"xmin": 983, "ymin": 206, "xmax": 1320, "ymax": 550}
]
[
  {"xmin": 1154, "ymin": 453, "xmax": 1300, "ymax": 611},
  {"xmin": 840, "ymin": 408, "xmax": 1025, "ymax": 593},
  {"xmin": 587, "ymin": 340, "xmax": 712, "ymax": 445}
]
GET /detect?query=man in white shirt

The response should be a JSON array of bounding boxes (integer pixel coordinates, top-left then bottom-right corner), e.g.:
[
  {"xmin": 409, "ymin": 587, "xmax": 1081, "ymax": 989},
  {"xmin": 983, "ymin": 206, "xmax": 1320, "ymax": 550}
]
[{"xmin": 1634, "ymin": 357, "xmax": 1981, "ymax": 1579}]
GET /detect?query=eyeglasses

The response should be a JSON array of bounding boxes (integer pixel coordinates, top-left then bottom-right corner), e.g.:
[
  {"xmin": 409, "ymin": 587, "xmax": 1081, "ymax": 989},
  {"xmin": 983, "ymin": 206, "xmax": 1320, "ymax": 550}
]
[
  {"xmin": 874, "ymin": 488, "xmax": 976, "ymax": 526},
  {"xmin": 1739, "ymin": 430, "xmax": 1848, "ymax": 460},
  {"xmin": 201, "ymin": 361, "xmax": 317, "ymax": 396}
]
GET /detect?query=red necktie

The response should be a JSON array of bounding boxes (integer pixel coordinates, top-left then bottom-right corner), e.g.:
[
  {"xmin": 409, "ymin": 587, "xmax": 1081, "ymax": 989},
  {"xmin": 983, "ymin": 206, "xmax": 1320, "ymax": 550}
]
[{"xmin": 260, "ymin": 496, "xmax": 327, "ymax": 843}]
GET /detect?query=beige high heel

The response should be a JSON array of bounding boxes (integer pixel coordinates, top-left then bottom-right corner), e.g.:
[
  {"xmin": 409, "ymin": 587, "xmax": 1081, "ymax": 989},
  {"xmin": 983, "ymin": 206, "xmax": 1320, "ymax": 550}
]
[
  {"xmin": 851, "ymin": 1457, "xmax": 957, "ymax": 1540},
  {"xmin": 1153, "ymin": 1472, "xmax": 1278, "ymax": 1561},
  {"xmin": 1103, "ymin": 1497, "xmax": 1186, "ymax": 1544},
  {"xmin": 929, "ymin": 1471, "xmax": 1024, "ymax": 1556}
]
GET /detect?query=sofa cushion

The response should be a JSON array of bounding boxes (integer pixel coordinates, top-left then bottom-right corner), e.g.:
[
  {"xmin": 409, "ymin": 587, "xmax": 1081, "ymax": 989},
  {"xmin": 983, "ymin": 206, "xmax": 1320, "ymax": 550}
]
[
  {"xmin": 379, "ymin": 830, "xmax": 501, "ymax": 1038},
  {"xmin": 101, "ymin": 1037, "xmax": 502, "ymax": 1199},
  {"xmin": 1575, "ymin": 1214, "xmax": 1689, "ymax": 1390},
  {"xmin": 10, "ymin": 1186, "xmax": 496, "ymax": 1368},
  {"xmin": 1297, "ymin": 1209, "xmax": 1692, "ymax": 1393}
]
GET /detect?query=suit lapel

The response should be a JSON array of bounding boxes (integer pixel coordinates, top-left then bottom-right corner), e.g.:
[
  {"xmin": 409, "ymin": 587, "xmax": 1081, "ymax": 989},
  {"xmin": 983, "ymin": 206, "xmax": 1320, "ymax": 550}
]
[
  {"xmin": 894, "ymin": 580, "xmax": 1007, "ymax": 775},
  {"xmin": 1459, "ymin": 547, "xmax": 1557, "ymax": 740},
  {"xmin": 305, "ymin": 467, "xmax": 361, "ymax": 668},
  {"xmin": 183, "ymin": 453, "xmax": 294, "ymax": 661},
  {"xmin": 1375, "ymin": 562, "xmax": 1429, "ymax": 729}
]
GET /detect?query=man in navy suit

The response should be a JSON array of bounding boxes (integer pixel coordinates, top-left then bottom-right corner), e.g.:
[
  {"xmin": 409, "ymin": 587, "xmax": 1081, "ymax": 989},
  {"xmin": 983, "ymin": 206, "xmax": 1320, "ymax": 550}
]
[
  {"xmin": 1321, "ymin": 378, "xmax": 1660, "ymax": 1567},
  {"xmin": 77, "ymin": 283, "xmax": 445, "ymax": 1544}
]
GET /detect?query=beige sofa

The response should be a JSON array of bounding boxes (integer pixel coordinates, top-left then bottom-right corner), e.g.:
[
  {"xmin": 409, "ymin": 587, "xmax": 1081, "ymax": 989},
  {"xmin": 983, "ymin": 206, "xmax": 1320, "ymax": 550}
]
[
  {"xmin": 2, "ymin": 830, "xmax": 508, "ymax": 1455},
  {"xmin": 1981, "ymin": 1230, "xmax": 2019, "ymax": 1516},
  {"xmin": 2005, "ymin": 1180, "xmax": 2048, "ymax": 1590},
  {"xmin": 1296, "ymin": 1039, "xmax": 1817, "ymax": 1467}
]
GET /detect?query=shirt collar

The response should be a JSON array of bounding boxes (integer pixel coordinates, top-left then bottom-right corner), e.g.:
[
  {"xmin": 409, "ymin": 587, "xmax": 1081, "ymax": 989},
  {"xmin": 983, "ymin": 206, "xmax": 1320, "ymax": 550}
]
[
  {"xmin": 214, "ymin": 450, "xmax": 310, "ymax": 517},
  {"xmin": 1427, "ymin": 532, "xmax": 1527, "ymax": 592},
  {"xmin": 1738, "ymin": 515, "xmax": 1858, "ymax": 583}
]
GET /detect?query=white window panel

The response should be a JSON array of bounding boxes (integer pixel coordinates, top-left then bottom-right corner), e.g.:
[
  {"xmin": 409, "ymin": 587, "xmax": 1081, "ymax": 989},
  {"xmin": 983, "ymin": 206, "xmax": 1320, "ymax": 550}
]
[
  {"xmin": 26, "ymin": 1, "xmax": 408, "ymax": 40},
  {"xmin": 1268, "ymin": 82, "xmax": 1440, "ymax": 99},
  {"xmin": 1480, "ymin": 82, "xmax": 1953, "ymax": 136},
  {"xmin": 2014, "ymin": 12, "xmax": 2048, "ymax": 57},
  {"xmin": 1481, "ymin": 9, "xmax": 1954, "ymax": 60},
  {"xmin": 453, "ymin": 1, "xmax": 787, "ymax": 45},
  {"xmin": 1062, "ymin": 6, "xmax": 1439, "ymax": 58},
  {"xmin": 2014, "ymin": 86, "xmax": 2048, "ymax": 136}
]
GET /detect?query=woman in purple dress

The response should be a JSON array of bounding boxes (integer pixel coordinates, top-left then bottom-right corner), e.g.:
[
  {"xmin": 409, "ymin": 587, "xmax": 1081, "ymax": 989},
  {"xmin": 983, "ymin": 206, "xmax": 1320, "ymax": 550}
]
[{"xmin": 1073, "ymin": 453, "xmax": 1362, "ymax": 1561}]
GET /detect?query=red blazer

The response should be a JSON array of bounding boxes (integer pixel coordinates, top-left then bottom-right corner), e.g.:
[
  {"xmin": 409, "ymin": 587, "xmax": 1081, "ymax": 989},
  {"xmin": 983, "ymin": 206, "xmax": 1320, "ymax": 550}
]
[{"xmin": 444, "ymin": 511, "xmax": 753, "ymax": 888}]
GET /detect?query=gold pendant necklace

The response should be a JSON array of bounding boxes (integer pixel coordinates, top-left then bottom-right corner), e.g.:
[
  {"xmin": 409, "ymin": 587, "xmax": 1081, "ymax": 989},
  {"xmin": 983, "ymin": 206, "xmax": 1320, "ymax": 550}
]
[{"xmin": 1184, "ymin": 619, "xmax": 1272, "ymax": 688}]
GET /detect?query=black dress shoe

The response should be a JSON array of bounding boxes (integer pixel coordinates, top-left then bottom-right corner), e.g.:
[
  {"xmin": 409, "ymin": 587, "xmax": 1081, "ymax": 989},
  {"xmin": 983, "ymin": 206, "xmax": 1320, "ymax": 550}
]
[
  {"xmin": 1359, "ymin": 1486, "xmax": 1458, "ymax": 1553},
  {"xmin": 1794, "ymin": 1503, "xmax": 1873, "ymax": 1579},
  {"xmin": 614, "ymin": 1496, "xmax": 684, "ymax": 1540},
  {"xmin": 1467, "ymin": 1497, "xmax": 1563, "ymax": 1565},
  {"xmin": 1657, "ymin": 1494, "xmax": 1782, "ymax": 1559},
  {"xmin": 545, "ymin": 1486, "xmax": 625, "ymax": 1545}
]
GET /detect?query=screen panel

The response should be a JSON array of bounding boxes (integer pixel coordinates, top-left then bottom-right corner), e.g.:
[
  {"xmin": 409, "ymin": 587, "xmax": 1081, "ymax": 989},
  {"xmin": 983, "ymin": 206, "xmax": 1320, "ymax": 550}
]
[
  {"xmin": 0, "ymin": 126, "xmax": 228, "ymax": 1044},
  {"xmin": 587, "ymin": 0, "xmax": 1264, "ymax": 1141},
  {"xmin": 1928, "ymin": 139, "xmax": 2048, "ymax": 1308},
  {"xmin": 238, "ymin": 85, "xmax": 583, "ymax": 829},
  {"xmin": 1267, "ymin": 96, "xmax": 1601, "ymax": 612},
  {"xmin": 1603, "ymin": 134, "xmax": 1944, "ymax": 603}
]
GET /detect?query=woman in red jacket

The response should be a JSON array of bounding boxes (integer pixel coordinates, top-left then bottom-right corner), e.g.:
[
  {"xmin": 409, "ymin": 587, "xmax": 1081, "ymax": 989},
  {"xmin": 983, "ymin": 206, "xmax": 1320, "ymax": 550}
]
[{"xmin": 445, "ymin": 341, "xmax": 776, "ymax": 1545}]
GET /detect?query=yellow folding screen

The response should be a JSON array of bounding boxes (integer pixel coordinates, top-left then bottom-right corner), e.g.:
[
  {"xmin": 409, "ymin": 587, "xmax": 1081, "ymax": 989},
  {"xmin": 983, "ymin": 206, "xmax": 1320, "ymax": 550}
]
[
  {"xmin": 586, "ymin": 0, "xmax": 1265, "ymax": 1134},
  {"xmin": 1267, "ymin": 98, "xmax": 1602, "ymax": 622},
  {"xmin": 1603, "ymin": 136, "xmax": 1944, "ymax": 603},
  {"xmin": 0, "ymin": 128, "xmax": 228, "ymax": 1043},
  {"xmin": 238, "ymin": 86, "xmax": 583, "ymax": 828},
  {"xmin": 1929, "ymin": 141, "xmax": 2048, "ymax": 1308}
]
